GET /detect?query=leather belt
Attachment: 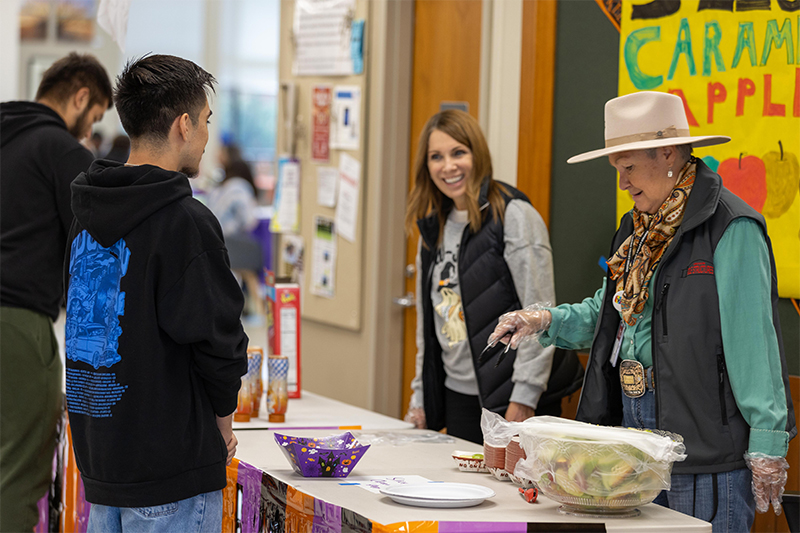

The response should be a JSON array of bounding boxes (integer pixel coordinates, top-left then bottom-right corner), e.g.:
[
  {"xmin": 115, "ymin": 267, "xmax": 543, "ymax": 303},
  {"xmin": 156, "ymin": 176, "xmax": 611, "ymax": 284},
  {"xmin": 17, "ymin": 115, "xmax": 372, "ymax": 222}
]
[{"xmin": 619, "ymin": 360, "xmax": 655, "ymax": 398}]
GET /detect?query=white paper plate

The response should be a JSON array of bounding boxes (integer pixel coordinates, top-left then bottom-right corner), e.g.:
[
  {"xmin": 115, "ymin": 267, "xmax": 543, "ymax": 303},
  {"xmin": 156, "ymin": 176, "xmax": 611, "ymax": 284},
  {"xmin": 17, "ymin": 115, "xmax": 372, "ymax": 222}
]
[{"xmin": 380, "ymin": 482, "xmax": 495, "ymax": 508}]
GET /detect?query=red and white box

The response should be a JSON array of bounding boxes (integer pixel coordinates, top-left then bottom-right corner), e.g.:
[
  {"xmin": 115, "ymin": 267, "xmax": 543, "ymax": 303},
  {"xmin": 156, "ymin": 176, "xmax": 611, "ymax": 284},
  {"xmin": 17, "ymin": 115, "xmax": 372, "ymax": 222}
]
[{"xmin": 266, "ymin": 276, "xmax": 301, "ymax": 398}]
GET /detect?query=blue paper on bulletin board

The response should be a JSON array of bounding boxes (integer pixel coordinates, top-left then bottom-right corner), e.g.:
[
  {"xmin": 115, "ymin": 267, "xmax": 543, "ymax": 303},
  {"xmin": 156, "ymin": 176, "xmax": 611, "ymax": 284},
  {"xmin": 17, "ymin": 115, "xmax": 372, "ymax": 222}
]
[{"xmin": 350, "ymin": 19, "xmax": 364, "ymax": 75}]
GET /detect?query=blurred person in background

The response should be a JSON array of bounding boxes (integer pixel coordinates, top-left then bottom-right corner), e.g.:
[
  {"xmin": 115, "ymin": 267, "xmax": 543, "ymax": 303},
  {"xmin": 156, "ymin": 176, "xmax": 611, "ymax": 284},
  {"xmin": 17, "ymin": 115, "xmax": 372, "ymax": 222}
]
[
  {"xmin": 404, "ymin": 109, "xmax": 582, "ymax": 444},
  {"xmin": 207, "ymin": 142, "xmax": 264, "ymax": 319},
  {"xmin": 103, "ymin": 134, "xmax": 130, "ymax": 163},
  {"xmin": 0, "ymin": 52, "xmax": 112, "ymax": 532},
  {"xmin": 89, "ymin": 131, "xmax": 104, "ymax": 156},
  {"xmin": 207, "ymin": 142, "xmax": 258, "ymax": 235},
  {"xmin": 490, "ymin": 91, "xmax": 796, "ymax": 532}
]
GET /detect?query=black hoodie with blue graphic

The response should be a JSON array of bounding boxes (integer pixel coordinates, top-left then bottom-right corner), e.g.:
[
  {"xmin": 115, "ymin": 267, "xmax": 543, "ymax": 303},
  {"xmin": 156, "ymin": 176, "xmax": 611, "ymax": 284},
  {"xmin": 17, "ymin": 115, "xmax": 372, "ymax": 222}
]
[{"xmin": 64, "ymin": 159, "xmax": 248, "ymax": 507}]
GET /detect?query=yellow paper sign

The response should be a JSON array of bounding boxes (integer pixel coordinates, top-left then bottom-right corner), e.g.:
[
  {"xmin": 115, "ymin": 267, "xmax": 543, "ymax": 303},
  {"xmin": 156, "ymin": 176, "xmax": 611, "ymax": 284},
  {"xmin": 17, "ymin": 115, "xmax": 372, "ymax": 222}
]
[{"xmin": 618, "ymin": 1, "xmax": 800, "ymax": 298}]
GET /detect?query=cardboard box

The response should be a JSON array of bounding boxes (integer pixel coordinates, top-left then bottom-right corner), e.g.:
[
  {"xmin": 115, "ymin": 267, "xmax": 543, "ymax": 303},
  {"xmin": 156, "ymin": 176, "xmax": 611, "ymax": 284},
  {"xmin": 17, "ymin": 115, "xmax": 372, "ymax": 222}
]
[{"xmin": 265, "ymin": 271, "xmax": 301, "ymax": 398}]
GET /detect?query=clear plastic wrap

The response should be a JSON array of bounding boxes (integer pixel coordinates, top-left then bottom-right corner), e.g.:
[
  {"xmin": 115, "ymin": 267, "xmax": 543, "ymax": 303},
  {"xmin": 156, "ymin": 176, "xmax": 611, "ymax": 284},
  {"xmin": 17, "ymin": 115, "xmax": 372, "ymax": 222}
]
[
  {"xmin": 480, "ymin": 408, "xmax": 532, "ymax": 447},
  {"xmin": 513, "ymin": 416, "xmax": 686, "ymax": 512},
  {"xmin": 353, "ymin": 431, "xmax": 456, "ymax": 446}
]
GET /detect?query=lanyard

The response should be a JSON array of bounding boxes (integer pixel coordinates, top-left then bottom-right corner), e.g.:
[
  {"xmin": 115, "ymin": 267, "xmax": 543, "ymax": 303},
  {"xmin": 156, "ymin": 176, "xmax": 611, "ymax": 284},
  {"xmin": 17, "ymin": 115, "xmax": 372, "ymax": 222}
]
[{"xmin": 622, "ymin": 229, "xmax": 649, "ymax": 288}]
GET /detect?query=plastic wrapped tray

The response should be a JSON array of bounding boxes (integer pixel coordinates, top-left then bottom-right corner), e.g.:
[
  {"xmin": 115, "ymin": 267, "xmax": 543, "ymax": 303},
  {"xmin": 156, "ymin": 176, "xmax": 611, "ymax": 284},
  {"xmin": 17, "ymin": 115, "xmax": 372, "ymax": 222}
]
[{"xmin": 515, "ymin": 417, "xmax": 686, "ymax": 517}]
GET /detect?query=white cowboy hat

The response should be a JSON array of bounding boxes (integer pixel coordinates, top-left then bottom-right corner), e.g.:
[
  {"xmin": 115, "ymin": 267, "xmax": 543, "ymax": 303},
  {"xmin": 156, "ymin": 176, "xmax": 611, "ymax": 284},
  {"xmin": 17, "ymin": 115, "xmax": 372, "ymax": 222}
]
[{"xmin": 567, "ymin": 91, "xmax": 730, "ymax": 164}]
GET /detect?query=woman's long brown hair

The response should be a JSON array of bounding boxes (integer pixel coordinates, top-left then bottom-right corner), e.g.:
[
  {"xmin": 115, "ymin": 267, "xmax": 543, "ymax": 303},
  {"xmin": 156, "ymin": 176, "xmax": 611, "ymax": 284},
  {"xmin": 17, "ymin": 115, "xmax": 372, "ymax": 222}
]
[{"xmin": 404, "ymin": 109, "xmax": 508, "ymax": 245}]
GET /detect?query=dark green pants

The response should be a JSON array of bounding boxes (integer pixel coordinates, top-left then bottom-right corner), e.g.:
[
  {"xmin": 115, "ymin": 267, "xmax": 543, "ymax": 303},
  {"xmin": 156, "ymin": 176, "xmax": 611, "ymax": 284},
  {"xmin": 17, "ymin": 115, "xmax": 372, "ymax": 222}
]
[{"xmin": 0, "ymin": 307, "xmax": 63, "ymax": 533}]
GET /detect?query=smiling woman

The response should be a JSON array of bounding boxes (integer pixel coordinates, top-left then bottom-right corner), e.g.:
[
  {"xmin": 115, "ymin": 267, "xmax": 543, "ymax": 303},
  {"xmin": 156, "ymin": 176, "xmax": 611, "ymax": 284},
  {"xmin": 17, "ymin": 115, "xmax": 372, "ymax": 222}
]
[
  {"xmin": 609, "ymin": 146, "xmax": 689, "ymax": 215},
  {"xmin": 426, "ymin": 129, "xmax": 474, "ymax": 210},
  {"xmin": 402, "ymin": 109, "xmax": 570, "ymax": 445}
]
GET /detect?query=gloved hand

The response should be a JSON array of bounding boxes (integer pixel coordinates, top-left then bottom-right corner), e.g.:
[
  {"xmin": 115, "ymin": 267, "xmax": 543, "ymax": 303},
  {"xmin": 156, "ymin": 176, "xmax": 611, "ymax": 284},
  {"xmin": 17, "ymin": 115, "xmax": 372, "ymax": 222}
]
[
  {"xmin": 487, "ymin": 305, "xmax": 552, "ymax": 350},
  {"xmin": 404, "ymin": 407, "xmax": 426, "ymax": 429},
  {"xmin": 744, "ymin": 452, "xmax": 789, "ymax": 515}
]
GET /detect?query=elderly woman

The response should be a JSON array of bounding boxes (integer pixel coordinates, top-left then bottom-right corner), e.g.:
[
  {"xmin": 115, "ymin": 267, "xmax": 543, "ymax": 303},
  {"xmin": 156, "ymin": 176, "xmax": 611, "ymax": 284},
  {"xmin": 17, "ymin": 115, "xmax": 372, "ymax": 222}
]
[{"xmin": 490, "ymin": 91, "xmax": 795, "ymax": 532}]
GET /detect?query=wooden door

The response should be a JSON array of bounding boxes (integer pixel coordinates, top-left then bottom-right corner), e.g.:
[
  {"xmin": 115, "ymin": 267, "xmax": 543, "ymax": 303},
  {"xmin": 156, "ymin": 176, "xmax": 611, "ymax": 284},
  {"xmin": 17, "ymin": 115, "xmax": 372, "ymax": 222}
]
[
  {"xmin": 401, "ymin": 0, "xmax": 484, "ymax": 418},
  {"xmin": 401, "ymin": 0, "xmax": 559, "ymax": 418},
  {"xmin": 517, "ymin": 0, "xmax": 558, "ymax": 228}
]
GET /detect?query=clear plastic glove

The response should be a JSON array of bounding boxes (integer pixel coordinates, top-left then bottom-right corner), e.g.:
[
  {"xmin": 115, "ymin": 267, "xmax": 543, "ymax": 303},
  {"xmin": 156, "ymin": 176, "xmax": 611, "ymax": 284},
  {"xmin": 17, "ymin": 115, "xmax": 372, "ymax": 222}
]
[
  {"xmin": 744, "ymin": 452, "xmax": 789, "ymax": 515},
  {"xmin": 404, "ymin": 407, "xmax": 426, "ymax": 429},
  {"xmin": 487, "ymin": 303, "xmax": 552, "ymax": 350}
]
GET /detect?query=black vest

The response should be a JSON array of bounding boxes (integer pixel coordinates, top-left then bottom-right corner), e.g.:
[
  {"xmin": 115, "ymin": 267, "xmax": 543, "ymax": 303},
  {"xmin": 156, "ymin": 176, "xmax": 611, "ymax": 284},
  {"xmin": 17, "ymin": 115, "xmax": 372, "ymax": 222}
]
[
  {"xmin": 576, "ymin": 159, "xmax": 796, "ymax": 474},
  {"xmin": 417, "ymin": 181, "xmax": 531, "ymax": 430}
]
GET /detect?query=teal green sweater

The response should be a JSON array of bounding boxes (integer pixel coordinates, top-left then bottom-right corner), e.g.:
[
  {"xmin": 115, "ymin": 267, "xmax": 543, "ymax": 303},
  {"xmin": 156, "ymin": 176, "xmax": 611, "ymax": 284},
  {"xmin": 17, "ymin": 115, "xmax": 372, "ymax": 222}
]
[{"xmin": 540, "ymin": 217, "xmax": 790, "ymax": 457}]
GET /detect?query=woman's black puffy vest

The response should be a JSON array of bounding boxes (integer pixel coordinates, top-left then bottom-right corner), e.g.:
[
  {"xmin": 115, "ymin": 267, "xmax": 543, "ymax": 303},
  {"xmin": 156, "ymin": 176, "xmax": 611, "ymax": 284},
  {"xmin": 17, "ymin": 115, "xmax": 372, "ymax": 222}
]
[{"xmin": 417, "ymin": 180, "xmax": 531, "ymax": 430}]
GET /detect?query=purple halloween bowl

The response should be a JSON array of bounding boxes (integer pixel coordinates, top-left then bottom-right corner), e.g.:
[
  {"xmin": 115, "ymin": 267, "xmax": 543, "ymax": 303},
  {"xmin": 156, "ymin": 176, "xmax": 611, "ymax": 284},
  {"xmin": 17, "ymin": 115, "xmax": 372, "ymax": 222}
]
[{"xmin": 274, "ymin": 432, "xmax": 370, "ymax": 478}]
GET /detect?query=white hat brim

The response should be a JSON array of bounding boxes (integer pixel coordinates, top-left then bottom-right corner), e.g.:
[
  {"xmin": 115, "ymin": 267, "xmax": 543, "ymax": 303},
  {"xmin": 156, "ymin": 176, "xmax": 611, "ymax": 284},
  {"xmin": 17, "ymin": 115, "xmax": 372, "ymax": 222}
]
[{"xmin": 566, "ymin": 135, "xmax": 731, "ymax": 164}]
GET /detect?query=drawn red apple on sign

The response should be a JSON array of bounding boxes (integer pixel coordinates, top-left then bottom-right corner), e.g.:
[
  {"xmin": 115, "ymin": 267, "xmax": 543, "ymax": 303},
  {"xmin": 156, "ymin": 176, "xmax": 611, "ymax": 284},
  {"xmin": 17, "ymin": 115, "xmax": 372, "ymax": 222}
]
[{"xmin": 718, "ymin": 153, "xmax": 766, "ymax": 212}]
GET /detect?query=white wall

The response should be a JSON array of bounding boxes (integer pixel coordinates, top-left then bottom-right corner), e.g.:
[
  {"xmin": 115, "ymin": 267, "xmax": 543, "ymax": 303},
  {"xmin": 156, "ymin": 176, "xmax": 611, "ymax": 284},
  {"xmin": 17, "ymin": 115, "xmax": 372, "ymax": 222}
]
[
  {"xmin": 480, "ymin": 0, "xmax": 523, "ymax": 188},
  {"xmin": 16, "ymin": 3, "xmax": 122, "ymax": 140},
  {"xmin": 0, "ymin": 0, "xmax": 21, "ymax": 102}
]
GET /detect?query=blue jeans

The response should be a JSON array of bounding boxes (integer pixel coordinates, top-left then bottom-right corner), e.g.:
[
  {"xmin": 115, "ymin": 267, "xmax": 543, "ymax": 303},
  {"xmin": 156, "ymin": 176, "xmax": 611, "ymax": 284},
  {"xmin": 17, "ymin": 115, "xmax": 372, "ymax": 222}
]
[
  {"xmin": 621, "ymin": 389, "xmax": 755, "ymax": 533},
  {"xmin": 87, "ymin": 490, "xmax": 222, "ymax": 533}
]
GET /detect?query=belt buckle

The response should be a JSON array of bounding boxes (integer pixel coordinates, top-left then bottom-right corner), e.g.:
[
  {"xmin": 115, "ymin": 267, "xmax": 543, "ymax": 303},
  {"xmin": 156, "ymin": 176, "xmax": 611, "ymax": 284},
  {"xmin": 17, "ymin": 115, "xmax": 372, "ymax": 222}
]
[{"xmin": 620, "ymin": 360, "xmax": 645, "ymax": 398}]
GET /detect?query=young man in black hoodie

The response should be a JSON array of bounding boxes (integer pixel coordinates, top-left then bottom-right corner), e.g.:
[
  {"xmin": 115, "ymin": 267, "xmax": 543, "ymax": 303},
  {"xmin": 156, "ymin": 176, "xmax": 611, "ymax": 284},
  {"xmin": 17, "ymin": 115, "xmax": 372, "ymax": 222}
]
[
  {"xmin": 64, "ymin": 55, "xmax": 248, "ymax": 532},
  {"xmin": 0, "ymin": 52, "xmax": 112, "ymax": 532}
]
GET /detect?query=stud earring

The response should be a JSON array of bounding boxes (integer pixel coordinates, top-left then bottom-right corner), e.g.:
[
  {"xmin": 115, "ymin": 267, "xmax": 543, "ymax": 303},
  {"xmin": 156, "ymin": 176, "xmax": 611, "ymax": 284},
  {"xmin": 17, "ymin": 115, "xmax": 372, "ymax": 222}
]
[{"xmin": 667, "ymin": 168, "xmax": 673, "ymax": 178}]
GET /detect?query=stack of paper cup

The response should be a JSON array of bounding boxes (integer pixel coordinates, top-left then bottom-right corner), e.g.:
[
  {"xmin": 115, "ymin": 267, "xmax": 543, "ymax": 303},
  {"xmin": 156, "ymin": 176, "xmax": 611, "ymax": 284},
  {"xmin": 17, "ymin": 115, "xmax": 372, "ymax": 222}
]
[
  {"xmin": 267, "ymin": 355, "xmax": 289, "ymax": 422},
  {"xmin": 483, "ymin": 441, "xmax": 506, "ymax": 469},
  {"xmin": 234, "ymin": 378, "xmax": 252, "ymax": 423},
  {"xmin": 505, "ymin": 436, "xmax": 526, "ymax": 474},
  {"xmin": 246, "ymin": 347, "xmax": 264, "ymax": 418},
  {"xmin": 483, "ymin": 441, "xmax": 510, "ymax": 481}
]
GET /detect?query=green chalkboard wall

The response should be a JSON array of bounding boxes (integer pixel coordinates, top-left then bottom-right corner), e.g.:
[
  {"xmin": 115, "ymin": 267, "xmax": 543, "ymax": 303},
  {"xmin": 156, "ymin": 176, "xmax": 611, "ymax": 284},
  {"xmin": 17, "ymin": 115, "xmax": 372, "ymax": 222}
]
[
  {"xmin": 550, "ymin": 1, "xmax": 618, "ymax": 306},
  {"xmin": 549, "ymin": 1, "xmax": 799, "ymax": 375}
]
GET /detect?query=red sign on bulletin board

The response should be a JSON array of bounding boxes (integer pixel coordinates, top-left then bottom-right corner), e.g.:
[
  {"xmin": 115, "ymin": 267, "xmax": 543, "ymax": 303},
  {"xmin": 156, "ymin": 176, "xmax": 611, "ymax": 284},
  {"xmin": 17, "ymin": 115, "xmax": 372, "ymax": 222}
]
[{"xmin": 312, "ymin": 85, "xmax": 332, "ymax": 163}]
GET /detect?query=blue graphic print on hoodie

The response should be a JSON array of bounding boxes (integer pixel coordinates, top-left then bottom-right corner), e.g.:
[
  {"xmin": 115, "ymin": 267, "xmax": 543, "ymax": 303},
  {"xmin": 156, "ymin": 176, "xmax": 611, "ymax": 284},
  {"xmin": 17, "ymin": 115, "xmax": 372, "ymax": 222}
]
[{"xmin": 66, "ymin": 231, "xmax": 129, "ymax": 370}]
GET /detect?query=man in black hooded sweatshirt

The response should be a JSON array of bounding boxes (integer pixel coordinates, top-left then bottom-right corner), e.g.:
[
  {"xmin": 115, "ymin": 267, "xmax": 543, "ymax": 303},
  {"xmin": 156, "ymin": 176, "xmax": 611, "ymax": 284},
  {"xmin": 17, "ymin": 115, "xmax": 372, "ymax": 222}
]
[
  {"xmin": 0, "ymin": 52, "xmax": 112, "ymax": 532},
  {"xmin": 63, "ymin": 54, "xmax": 248, "ymax": 532}
]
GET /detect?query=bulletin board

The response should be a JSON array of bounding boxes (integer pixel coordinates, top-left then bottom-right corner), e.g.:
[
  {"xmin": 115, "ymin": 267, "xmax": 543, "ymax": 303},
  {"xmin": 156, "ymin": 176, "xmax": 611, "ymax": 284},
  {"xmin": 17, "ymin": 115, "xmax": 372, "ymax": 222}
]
[{"xmin": 275, "ymin": 0, "xmax": 369, "ymax": 331}]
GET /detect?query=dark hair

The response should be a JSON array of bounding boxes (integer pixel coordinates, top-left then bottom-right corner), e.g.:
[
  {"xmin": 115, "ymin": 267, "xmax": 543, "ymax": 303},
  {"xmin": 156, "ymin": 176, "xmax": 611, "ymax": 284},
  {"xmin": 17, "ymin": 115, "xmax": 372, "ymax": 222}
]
[
  {"xmin": 221, "ymin": 143, "xmax": 255, "ymax": 191},
  {"xmin": 35, "ymin": 52, "xmax": 112, "ymax": 109},
  {"xmin": 114, "ymin": 54, "xmax": 216, "ymax": 141}
]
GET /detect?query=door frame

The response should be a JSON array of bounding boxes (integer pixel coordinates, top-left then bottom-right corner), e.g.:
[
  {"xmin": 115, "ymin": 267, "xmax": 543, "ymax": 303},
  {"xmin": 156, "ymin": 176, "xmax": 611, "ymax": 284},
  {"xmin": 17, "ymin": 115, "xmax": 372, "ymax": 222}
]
[{"xmin": 401, "ymin": 0, "xmax": 486, "ymax": 418}]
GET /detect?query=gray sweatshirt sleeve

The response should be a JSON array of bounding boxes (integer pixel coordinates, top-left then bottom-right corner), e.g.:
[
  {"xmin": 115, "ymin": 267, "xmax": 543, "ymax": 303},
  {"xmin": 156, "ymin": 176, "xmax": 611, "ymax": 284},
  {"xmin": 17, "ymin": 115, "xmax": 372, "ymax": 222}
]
[
  {"xmin": 503, "ymin": 199, "xmax": 556, "ymax": 409},
  {"xmin": 409, "ymin": 238, "xmax": 425, "ymax": 409}
]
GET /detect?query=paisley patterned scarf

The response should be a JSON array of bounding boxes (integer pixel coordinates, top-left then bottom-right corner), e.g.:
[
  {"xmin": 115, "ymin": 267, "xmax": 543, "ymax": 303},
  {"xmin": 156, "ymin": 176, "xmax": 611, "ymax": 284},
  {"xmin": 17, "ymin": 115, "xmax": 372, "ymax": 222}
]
[{"xmin": 607, "ymin": 158, "xmax": 696, "ymax": 326}]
